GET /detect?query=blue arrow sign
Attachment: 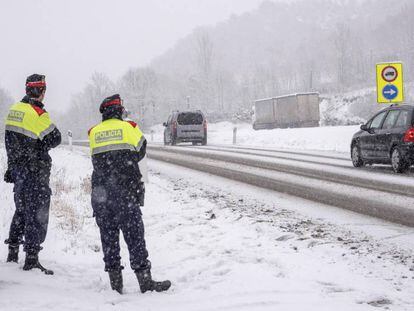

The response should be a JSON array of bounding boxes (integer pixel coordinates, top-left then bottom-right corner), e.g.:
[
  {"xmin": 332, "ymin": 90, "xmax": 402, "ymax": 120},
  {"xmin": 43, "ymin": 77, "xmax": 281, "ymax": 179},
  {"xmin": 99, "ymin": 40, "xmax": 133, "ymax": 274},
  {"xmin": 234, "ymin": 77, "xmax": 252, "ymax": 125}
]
[{"xmin": 382, "ymin": 84, "xmax": 398, "ymax": 100}]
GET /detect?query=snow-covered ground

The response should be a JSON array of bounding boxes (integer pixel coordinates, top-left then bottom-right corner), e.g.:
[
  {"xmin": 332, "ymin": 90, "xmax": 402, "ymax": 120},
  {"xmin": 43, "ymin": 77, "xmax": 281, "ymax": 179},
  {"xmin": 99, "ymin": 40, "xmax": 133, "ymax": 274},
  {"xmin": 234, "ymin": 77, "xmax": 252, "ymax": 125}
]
[
  {"xmin": 1, "ymin": 146, "xmax": 414, "ymax": 311},
  {"xmin": 150, "ymin": 122, "xmax": 359, "ymax": 153}
]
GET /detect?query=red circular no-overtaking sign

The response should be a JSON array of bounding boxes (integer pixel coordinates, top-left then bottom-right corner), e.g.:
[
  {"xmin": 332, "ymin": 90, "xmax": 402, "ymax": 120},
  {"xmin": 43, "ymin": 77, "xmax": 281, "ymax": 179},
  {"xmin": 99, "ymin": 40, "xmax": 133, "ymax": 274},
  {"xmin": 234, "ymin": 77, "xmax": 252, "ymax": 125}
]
[{"xmin": 381, "ymin": 66, "xmax": 398, "ymax": 83}]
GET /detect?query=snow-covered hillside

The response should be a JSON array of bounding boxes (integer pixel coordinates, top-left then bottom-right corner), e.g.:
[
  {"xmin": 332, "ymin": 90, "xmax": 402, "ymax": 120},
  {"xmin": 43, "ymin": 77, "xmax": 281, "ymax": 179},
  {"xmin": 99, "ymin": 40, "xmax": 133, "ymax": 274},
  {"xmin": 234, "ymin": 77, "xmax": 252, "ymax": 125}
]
[
  {"xmin": 1, "ymin": 146, "xmax": 414, "ymax": 310},
  {"xmin": 321, "ymin": 83, "xmax": 414, "ymax": 126}
]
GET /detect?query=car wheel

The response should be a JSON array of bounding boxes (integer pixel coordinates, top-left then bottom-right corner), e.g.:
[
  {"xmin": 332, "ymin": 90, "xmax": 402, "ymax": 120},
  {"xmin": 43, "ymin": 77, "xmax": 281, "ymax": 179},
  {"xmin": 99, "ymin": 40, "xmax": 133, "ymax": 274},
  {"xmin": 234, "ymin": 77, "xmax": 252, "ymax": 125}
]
[
  {"xmin": 391, "ymin": 147, "xmax": 409, "ymax": 173},
  {"xmin": 351, "ymin": 144, "xmax": 364, "ymax": 167}
]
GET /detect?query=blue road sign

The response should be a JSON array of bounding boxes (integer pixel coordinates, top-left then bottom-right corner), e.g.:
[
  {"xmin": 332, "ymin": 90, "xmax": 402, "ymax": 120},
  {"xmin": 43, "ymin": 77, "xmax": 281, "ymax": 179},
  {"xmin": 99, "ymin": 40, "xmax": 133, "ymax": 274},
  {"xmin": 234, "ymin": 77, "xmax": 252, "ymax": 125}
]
[{"xmin": 382, "ymin": 84, "xmax": 399, "ymax": 101}]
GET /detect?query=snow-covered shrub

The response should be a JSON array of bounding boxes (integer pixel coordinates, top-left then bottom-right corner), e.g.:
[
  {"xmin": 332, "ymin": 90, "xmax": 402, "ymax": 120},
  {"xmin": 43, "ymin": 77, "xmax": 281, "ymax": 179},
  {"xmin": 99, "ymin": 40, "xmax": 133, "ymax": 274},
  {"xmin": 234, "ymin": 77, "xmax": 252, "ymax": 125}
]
[{"xmin": 80, "ymin": 175, "xmax": 92, "ymax": 195}]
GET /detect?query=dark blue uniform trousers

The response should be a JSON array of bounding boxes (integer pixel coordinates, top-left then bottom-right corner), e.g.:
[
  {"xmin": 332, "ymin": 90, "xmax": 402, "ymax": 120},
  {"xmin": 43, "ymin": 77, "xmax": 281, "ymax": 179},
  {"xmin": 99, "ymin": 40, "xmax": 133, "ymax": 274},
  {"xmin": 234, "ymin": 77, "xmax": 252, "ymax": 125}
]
[
  {"xmin": 7, "ymin": 174, "xmax": 51, "ymax": 254},
  {"xmin": 92, "ymin": 186, "xmax": 149, "ymax": 272}
]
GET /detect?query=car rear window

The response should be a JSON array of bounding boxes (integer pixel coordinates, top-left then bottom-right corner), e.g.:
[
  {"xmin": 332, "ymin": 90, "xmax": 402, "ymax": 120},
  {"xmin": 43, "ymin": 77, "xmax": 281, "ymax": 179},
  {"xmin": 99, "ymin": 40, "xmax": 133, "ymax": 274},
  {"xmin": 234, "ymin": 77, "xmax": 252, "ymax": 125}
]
[{"xmin": 177, "ymin": 113, "xmax": 203, "ymax": 125}]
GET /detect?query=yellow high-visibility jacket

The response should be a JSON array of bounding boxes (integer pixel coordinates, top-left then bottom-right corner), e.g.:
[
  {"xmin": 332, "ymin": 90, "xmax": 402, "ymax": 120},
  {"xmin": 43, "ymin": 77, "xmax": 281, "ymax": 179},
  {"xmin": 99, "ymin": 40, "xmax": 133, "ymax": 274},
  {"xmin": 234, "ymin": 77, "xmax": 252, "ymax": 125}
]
[
  {"xmin": 5, "ymin": 102, "xmax": 56, "ymax": 140},
  {"xmin": 88, "ymin": 118, "xmax": 145, "ymax": 155}
]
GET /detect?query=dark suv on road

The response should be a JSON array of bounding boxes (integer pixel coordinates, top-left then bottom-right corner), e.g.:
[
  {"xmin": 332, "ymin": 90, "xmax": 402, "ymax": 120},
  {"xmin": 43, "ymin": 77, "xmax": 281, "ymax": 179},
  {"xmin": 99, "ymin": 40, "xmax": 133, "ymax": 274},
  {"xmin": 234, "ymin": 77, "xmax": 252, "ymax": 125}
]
[
  {"xmin": 163, "ymin": 110, "xmax": 207, "ymax": 146},
  {"xmin": 351, "ymin": 104, "xmax": 414, "ymax": 173}
]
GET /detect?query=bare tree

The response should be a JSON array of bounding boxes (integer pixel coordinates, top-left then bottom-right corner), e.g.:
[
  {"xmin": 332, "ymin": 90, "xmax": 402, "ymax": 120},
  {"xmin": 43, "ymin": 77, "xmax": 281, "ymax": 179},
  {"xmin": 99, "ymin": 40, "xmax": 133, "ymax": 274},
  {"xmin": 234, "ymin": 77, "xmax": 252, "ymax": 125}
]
[
  {"xmin": 192, "ymin": 28, "xmax": 216, "ymax": 110},
  {"xmin": 194, "ymin": 28, "xmax": 214, "ymax": 79},
  {"xmin": 119, "ymin": 67, "xmax": 159, "ymax": 128},
  {"xmin": 334, "ymin": 23, "xmax": 351, "ymax": 89},
  {"xmin": 57, "ymin": 72, "xmax": 115, "ymax": 139}
]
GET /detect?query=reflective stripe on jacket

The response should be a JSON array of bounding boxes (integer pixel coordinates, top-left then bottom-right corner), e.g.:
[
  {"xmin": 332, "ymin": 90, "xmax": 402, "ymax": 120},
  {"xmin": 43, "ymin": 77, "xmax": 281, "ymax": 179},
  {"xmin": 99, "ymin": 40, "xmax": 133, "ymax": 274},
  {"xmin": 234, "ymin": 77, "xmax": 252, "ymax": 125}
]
[
  {"xmin": 88, "ymin": 119, "xmax": 145, "ymax": 155},
  {"xmin": 5, "ymin": 102, "xmax": 56, "ymax": 140}
]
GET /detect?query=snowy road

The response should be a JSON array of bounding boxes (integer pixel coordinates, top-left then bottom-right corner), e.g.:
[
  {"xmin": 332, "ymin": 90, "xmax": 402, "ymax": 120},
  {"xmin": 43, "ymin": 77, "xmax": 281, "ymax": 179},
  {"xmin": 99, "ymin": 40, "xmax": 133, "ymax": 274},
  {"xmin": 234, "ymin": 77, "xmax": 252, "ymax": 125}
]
[
  {"xmin": 1, "ymin": 146, "xmax": 414, "ymax": 311},
  {"xmin": 150, "ymin": 143, "xmax": 414, "ymax": 190},
  {"xmin": 147, "ymin": 144, "xmax": 414, "ymax": 226}
]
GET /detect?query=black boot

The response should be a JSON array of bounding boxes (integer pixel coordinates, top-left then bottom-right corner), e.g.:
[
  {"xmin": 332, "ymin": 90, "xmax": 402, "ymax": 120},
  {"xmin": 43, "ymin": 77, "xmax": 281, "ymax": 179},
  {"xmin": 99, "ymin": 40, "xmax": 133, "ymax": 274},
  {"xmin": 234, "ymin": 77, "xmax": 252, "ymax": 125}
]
[
  {"xmin": 6, "ymin": 245, "xmax": 19, "ymax": 263},
  {"xmin": 135, "ymin": 269, "xmax": 171, "ymax": 293},
  {"xmin": 23, "ymin": 253, "xmax": 54, "ymax": 275},
  {"xmin": 4, "ymin": 239, "xmax": 21, "ymax": 263},
  {"xmin": 108, "ymin": 270, "xmax": 123, "ymax": 294}
]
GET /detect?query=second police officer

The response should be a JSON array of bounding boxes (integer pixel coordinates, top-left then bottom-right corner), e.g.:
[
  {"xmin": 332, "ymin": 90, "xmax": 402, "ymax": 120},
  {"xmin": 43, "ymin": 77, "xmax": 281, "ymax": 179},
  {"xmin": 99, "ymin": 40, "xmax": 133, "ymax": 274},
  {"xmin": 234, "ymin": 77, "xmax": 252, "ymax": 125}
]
[{"xmin": 88, "ymin": 94, "xmax": 171, "ymax": 294}]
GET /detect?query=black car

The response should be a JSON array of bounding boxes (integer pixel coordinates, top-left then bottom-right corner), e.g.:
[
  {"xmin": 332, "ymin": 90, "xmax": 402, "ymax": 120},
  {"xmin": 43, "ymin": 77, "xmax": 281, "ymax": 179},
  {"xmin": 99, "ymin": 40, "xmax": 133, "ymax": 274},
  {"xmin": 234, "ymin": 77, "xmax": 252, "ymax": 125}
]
[
  {"xmin": 163, "ymin": 110, "xmax": 207, "ymax": 146},
  {"xmin": 351, "ymin": 104, "xmax": 414, "ymax": 173}
]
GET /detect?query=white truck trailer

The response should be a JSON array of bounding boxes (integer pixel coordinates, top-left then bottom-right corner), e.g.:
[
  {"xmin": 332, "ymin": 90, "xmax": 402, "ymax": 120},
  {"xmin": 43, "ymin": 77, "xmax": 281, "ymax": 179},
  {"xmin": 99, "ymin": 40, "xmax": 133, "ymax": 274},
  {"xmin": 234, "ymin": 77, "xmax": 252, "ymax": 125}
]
[{"xmin": 252, "ymin": 92, "xmax": 320, "ymax": 130}]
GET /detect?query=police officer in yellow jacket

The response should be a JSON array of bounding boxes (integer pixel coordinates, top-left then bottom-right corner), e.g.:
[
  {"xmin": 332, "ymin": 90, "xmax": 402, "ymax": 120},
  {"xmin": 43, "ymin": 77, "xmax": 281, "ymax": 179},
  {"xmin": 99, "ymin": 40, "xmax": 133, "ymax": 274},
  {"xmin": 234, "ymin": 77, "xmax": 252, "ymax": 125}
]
[
  {"xmin": 4, "ymin": 74, "xmax": 61, "ymax": 274},
  {"xmin": 89, "ymin": 94, "xmax": 170, "ymax": 294}
]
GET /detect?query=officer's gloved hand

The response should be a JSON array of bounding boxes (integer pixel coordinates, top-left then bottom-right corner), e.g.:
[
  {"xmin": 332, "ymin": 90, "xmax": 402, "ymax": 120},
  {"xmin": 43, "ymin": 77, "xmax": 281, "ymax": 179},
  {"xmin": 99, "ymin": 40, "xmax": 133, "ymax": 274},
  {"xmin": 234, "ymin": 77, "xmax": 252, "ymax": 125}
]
[
  {"xmin": 4, "ymin": 169, "xmax": 15, "ymax": 183},
  {"xmin": 138, "ymin": 182, "xmax": 145, "ymax": 206}
]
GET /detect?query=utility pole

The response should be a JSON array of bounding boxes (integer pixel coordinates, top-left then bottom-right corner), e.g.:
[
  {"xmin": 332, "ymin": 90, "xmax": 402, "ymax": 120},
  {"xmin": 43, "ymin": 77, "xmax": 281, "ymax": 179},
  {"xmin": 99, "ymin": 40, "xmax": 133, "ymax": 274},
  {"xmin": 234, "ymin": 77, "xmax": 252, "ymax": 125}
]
[
  {"xmin": 152, "ymin": 100, "xmax": 155, "ymax": 127},
  {"xmin": 309, "ymin": 70, "xmax": 313, "ymax": 91},
  {"xmin": 186, "ymin": 96, "xmax": 190, "ymax": 109}
]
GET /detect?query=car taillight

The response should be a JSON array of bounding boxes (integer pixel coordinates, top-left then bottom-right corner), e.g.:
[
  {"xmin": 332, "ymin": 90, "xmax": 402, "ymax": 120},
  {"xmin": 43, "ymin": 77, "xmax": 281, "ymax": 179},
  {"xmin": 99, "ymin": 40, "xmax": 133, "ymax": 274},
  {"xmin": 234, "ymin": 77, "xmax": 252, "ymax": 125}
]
[
  {"xmin": 404, "ymin": 127, "xmax": 414, "ymax": 143},
  {"xmin": 172, "ymin": 121, "xmax": 177, "ymax": 134}
]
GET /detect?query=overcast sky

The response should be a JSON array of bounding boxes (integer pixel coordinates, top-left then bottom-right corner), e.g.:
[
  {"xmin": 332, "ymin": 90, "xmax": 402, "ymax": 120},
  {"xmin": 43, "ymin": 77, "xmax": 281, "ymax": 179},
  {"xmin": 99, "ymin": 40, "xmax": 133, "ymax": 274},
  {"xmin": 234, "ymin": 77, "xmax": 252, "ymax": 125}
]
[{"xmin": 0, "ymin": 0, "xmax": 268, "ymax": 110}]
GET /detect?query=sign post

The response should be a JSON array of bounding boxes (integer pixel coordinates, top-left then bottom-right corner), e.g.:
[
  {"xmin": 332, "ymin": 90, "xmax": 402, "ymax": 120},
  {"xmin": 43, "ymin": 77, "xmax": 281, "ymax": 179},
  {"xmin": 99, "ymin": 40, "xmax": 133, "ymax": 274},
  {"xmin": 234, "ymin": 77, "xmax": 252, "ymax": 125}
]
[
  {"xmin": 376, "ymin": 62, "xmax": 404, "ymax": 104},
  {"xmin": 67, "ymin": 130, "xmax": 73, "ymax": 151},
  {"xmin": 233, "ymin": 127, "xmax": 237, "ymax": 145}
]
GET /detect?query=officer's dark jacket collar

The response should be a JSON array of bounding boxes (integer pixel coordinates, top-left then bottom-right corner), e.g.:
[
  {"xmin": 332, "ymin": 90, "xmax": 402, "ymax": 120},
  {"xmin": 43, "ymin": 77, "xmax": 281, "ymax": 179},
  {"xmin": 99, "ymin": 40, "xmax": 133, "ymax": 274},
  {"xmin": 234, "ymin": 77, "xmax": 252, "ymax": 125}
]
[
  {"xmin": 21, "ymin": 95, "xmax": 45, "ymax": 110},
  {"xmin": 102, "ymin": 108, "xmax": 123, "ymax": 121}
]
